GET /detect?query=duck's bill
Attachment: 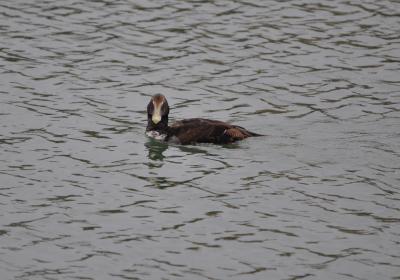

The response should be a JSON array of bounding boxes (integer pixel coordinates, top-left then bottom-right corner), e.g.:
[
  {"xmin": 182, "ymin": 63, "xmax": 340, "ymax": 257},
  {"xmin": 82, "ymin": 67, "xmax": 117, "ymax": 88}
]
[{"xmin": 152, "ymin": 101, "xmax": 162, "ymax": 124}]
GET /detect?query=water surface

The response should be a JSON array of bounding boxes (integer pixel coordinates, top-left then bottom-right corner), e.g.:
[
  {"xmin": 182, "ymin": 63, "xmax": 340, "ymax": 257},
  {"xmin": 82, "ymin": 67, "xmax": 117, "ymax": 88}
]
[{"xmin": 1, "ymin": 0, "xmax": 400, "ymax": 279}]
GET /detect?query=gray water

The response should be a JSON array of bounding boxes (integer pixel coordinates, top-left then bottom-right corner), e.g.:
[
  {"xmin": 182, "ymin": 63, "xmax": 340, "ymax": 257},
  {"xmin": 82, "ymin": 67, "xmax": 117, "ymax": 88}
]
[{"xmin": 1, "ymin": 0, "xmax": 400, "ymax": 279}]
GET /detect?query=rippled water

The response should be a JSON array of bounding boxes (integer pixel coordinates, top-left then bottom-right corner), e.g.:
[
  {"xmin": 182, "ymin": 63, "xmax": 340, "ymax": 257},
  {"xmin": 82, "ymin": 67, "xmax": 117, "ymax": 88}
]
[{"xmin": 1, "ymin": 0, "xmax": 400, "ymax": 279}]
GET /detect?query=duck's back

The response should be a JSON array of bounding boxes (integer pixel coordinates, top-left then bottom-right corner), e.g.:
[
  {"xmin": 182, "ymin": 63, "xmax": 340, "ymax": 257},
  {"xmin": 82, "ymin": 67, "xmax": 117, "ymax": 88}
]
[{"xmin": 167, "ymin": 118, "xmax": 260, "ymax": 144}]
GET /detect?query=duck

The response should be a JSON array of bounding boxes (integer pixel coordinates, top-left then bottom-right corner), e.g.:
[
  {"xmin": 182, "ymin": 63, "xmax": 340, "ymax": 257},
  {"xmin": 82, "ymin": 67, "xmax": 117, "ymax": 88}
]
[{"xmin": 146, "ymin": 94, "xmax": 262, "ymax": 145}]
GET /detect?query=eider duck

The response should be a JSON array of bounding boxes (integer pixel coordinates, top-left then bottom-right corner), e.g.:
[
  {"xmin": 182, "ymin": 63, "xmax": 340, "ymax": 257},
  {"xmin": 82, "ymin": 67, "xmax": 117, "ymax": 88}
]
[{"xmin": 146, "ymin": 94, "xmax": 262, "ymax": 144}]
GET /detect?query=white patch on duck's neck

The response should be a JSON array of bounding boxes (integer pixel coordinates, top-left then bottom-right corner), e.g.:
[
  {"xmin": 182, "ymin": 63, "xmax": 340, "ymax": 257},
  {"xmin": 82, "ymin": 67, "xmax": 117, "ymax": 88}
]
[{"xmin": 146, "ymin": 130, "xmax": 167, "ymax": 141}]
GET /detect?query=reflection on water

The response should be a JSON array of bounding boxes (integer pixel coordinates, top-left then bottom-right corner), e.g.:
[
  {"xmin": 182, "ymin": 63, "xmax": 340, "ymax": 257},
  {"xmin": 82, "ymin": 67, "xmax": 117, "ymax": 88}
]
[
  {"xmin": 146, "ymin": 139, "xmax": 168, "ymax": 161},
  {"xmin": 1, "ymin": 0, "xmax": 400, "ymax": 279}
]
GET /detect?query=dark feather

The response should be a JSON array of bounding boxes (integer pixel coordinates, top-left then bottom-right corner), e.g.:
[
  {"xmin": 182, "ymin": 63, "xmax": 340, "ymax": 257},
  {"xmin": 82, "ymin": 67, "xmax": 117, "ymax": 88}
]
[{"xmin": 167, "ymin": 118, "xmax": 261, "ymax": 144}]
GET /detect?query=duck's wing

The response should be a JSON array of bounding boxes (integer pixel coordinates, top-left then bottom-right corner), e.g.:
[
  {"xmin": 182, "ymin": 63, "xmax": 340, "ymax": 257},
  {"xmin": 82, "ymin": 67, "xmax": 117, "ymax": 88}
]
[{"xmin": 168, "ymin": 118, "xmax": 258, "ymax": 144}]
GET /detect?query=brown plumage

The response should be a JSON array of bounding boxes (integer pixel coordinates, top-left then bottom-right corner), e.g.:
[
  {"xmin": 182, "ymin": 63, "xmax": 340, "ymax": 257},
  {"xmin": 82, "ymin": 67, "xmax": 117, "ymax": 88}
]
[{"xmin": 146, "ymin": 94, "xmax": 262, "ymax": 144}]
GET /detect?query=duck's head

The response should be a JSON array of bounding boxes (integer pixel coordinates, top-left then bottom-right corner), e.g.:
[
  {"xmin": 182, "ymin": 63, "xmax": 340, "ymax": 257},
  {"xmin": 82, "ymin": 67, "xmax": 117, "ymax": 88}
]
[{"xmin": 146, "ymin": 94, "xmax": 169, "ymax": 131}]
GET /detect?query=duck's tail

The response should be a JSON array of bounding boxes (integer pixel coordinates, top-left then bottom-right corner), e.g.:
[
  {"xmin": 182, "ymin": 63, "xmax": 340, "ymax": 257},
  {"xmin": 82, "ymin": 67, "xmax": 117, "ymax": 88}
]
[
  {"xmin": 234, "ymin": 126, "xmax": 264, "ymax": 137},
  {"xmin": 248, "ymin": 131, "xmax": 264, "ymax": 137}
]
